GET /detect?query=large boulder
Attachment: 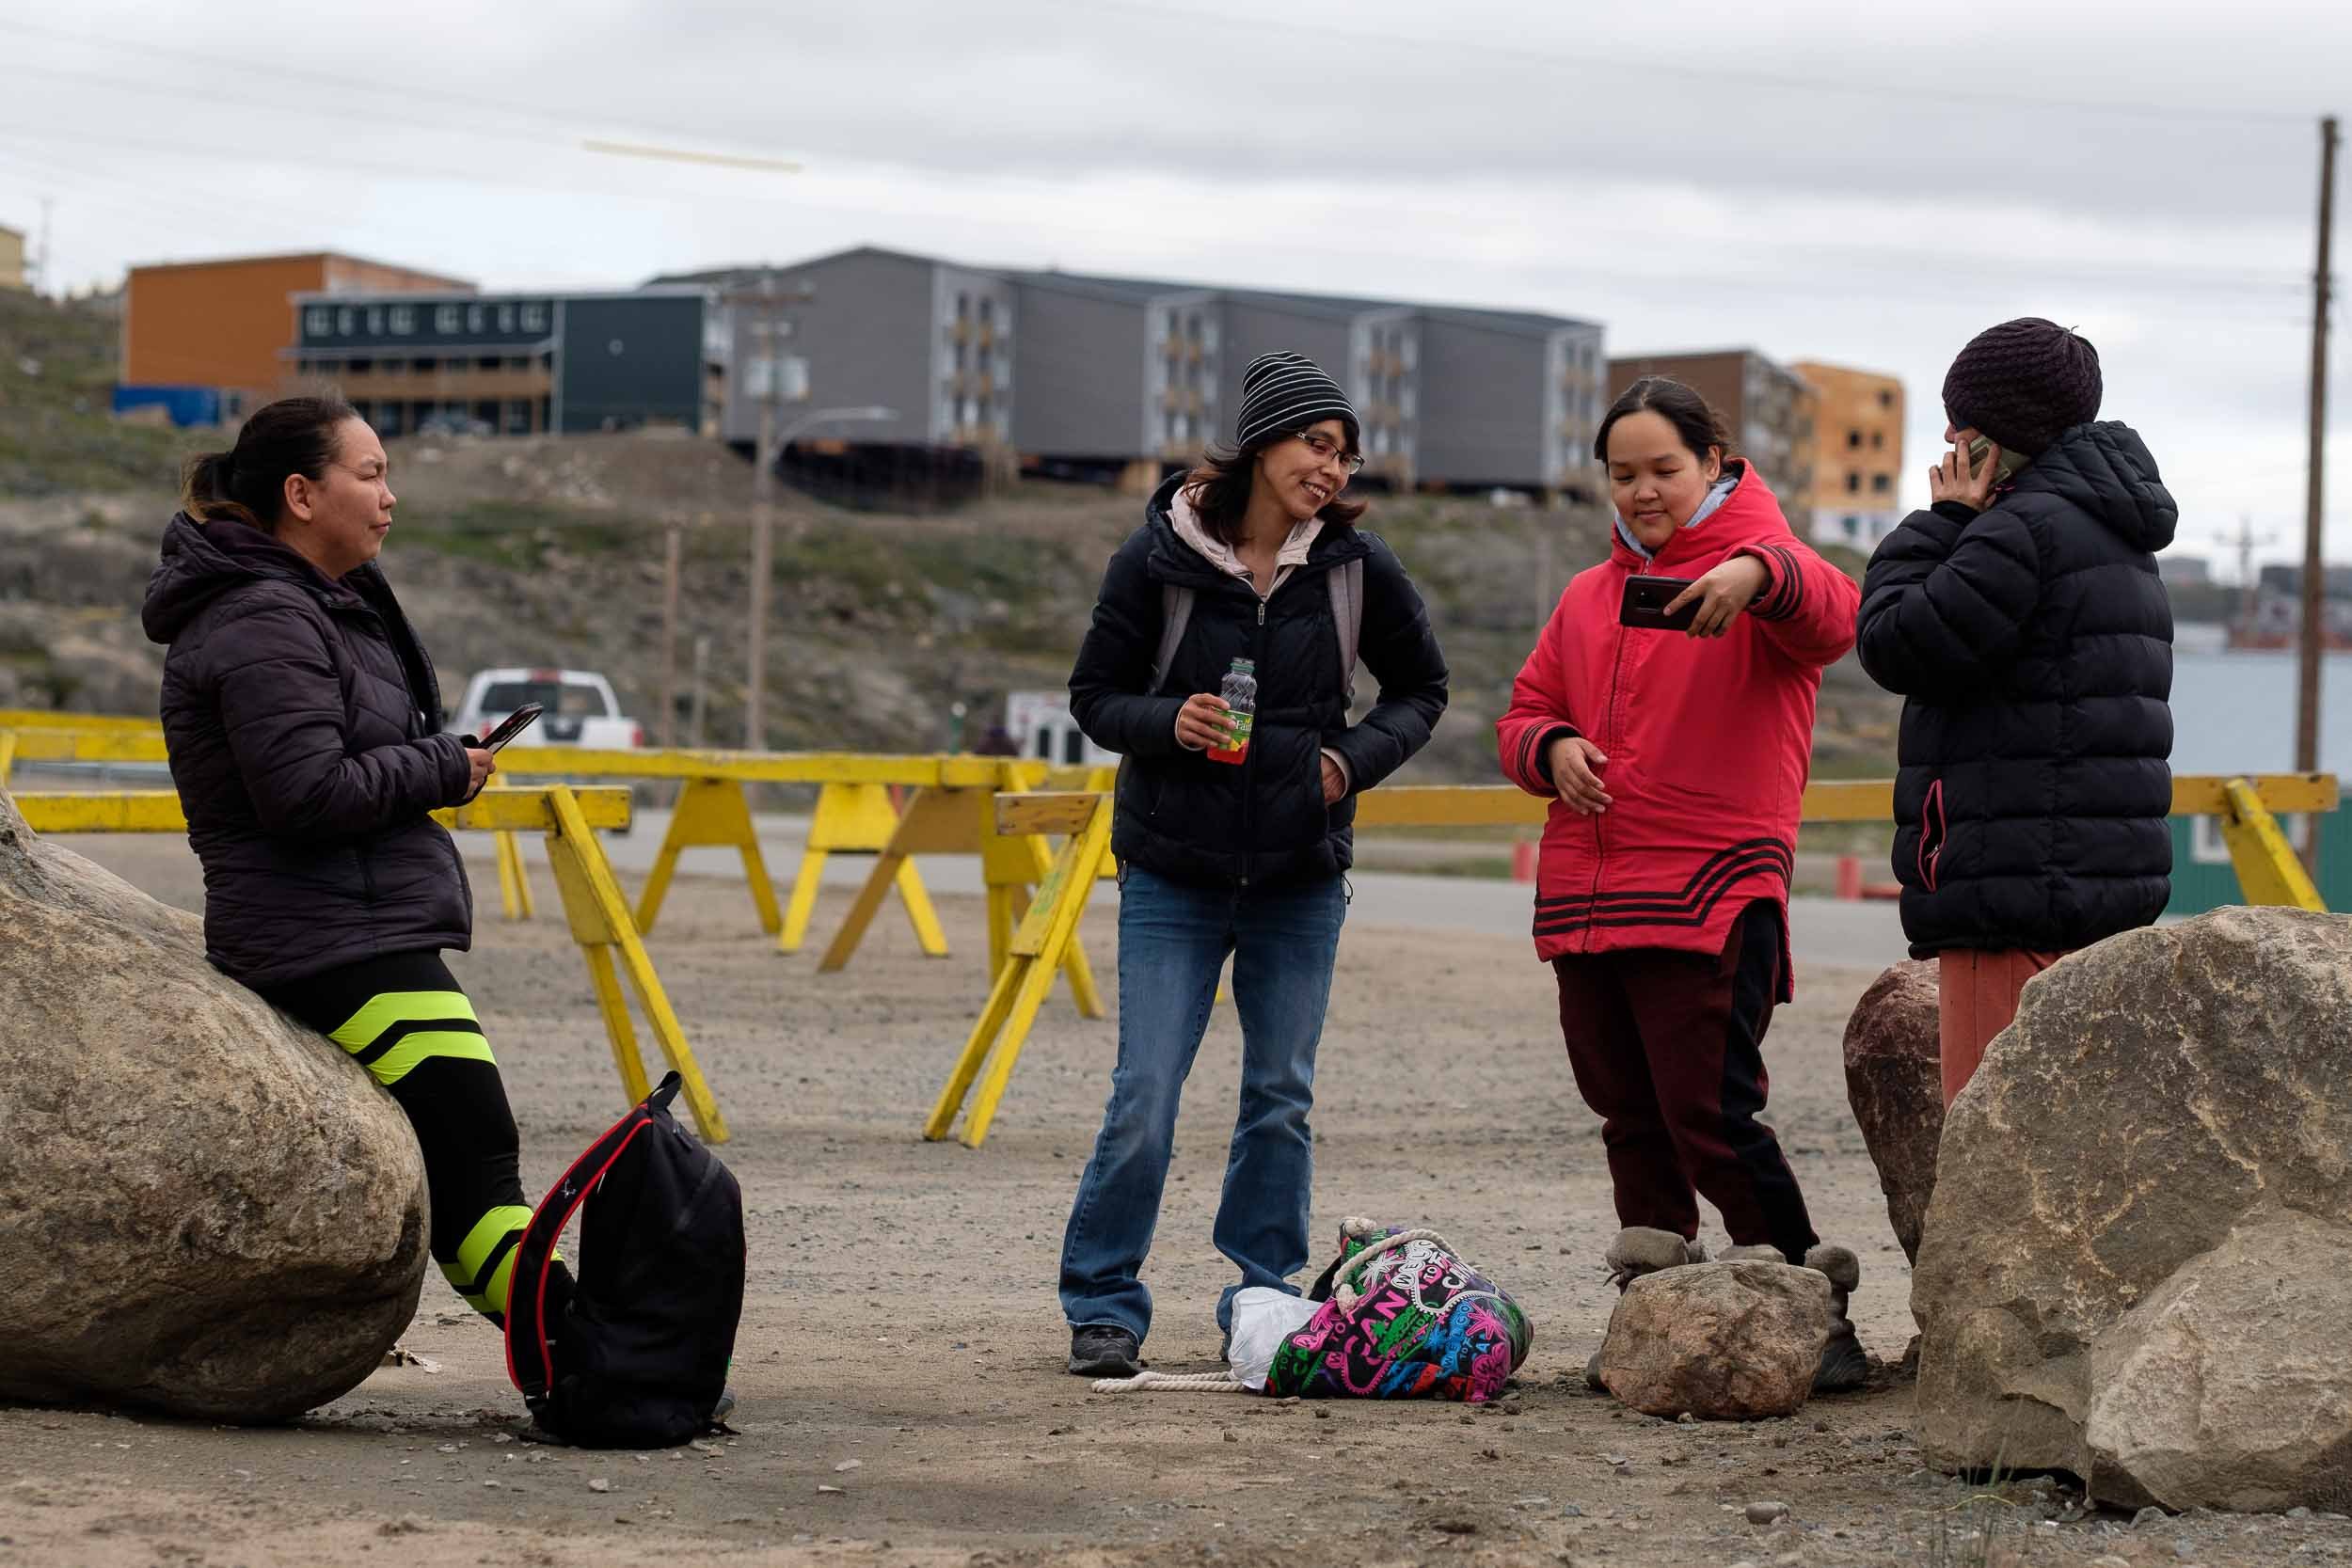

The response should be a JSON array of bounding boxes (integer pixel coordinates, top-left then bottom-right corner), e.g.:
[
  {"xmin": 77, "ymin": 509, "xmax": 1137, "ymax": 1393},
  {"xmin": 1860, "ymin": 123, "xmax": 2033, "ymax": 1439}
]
[
  {"xmin": 2085, "ymin": 1208, "xmax": 2352, "ymax": 1511},
  {"xmin": 0, "ymin": 787, "xmax": 429, "ymax": 1420},
  {"xmin": 1912, "ymin": 907, "xmax": 2352, "ymax": 1509},
  {"xmin": 1841, "ymin": 958, "xmax": 1943, "ymax": 1264},
  {"xmin": 1597, "ymin": 1260, "xmax": 1829, "ymax": 1420}
]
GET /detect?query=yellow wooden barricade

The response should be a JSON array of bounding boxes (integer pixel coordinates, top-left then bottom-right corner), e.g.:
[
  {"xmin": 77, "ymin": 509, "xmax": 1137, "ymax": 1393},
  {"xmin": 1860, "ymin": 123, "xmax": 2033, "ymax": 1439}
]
[
  {"xmin": 924, "ymin": 790, "xmax": 1116, "ymax": 1149},
  {"xmin": 923, "ymin": 772, "xmax": 2341, "ymax": 1148},
  {"xmin": 9, "ymin": 783, "xmax": 728, "ymax": 1142},
  {"xmin": 817, "ymin": 761, "xmax": 1109, "ymax": 1017}
]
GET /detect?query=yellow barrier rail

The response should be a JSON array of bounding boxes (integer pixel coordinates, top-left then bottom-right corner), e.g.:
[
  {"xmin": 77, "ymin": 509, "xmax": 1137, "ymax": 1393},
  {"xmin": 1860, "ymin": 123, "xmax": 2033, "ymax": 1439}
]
[
  {"xmin": 11, "ymin": 783, "xmax": 727, "ymax": 1142},
  {"xmin": 0, "ymin": 708, "xmax": 159, "ymax": 734},
  {"xmin": 930, "ymin": 771, "xmax": 2342, "ymax": 1149},
  {"xmin": 0, "ymin": 728, "xmax": 970, "ymax": 944}
]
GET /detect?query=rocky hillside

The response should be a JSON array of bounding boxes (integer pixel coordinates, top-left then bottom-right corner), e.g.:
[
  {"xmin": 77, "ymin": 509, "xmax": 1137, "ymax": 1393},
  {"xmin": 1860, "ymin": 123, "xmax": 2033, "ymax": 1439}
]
[{"xmin": 0, "ymin": 293, "xmax": 1899, "ymax": 784}]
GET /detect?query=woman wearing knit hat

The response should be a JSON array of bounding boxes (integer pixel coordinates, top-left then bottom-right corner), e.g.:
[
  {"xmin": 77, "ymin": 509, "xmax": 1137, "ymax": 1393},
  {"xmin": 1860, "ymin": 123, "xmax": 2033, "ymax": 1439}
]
[
  {"xmin": 1857, "ymin": 318, "xmax": 2176, "ymax": 1105},
  {"xmin": 1057, "ymin": 350, "xmax": 1450, "ymax": 1378},
  {"xmin": 1497, "ymin": 376, "xmax": 1872, "ymax": 1395}
]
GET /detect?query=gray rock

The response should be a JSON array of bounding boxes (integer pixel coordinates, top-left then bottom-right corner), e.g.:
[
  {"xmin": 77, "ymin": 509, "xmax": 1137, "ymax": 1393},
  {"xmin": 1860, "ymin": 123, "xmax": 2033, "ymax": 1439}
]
[
  {"xmin": 2087, "ymin": 1209, "xmax": 2352, "ymax": 1512},
  {"xmin": 0, "ymin": 787, "xmax": 429, "ymax": 1419},
  {"xmin": 1597, "ymin": 1260, "xmax": 1829, "ymax": 1420},
  {"xmin": 1841, "ymin": 958, "xmax": 1943, "ymax": 1264},
  {"xmin": 1913, "ymin": 909, "xmax": 2352, "ymax": 1511},
  {"xmin": 1744, "ymin": 1500, "xmax": 1791, "ymax": 1525},
  {"xmin": 2135, "ymin": 1506, "xmax": 2170, "ymax": 1527}
]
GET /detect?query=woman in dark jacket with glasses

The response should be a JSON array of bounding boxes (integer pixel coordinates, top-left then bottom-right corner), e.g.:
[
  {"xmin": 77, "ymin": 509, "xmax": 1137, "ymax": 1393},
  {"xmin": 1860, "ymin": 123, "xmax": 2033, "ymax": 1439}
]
[{"xmin": 1058, "ymin": 351, "xmax": 1450, "ymax": 1377}]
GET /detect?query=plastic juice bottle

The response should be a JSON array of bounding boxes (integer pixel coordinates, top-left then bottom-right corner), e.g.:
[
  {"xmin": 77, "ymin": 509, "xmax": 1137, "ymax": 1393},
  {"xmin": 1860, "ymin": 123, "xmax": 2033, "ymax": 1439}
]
[{"xmin": 1207, "ymin": 657, "xmax": 1257, "ymax": 766}]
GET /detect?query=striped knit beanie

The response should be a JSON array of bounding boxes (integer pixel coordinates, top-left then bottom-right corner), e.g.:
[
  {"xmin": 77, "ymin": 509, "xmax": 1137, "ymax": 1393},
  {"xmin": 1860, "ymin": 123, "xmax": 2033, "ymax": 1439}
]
[{"xmin": 1234, "ymin": 351, "xmax": 1359, "ymax": 450}]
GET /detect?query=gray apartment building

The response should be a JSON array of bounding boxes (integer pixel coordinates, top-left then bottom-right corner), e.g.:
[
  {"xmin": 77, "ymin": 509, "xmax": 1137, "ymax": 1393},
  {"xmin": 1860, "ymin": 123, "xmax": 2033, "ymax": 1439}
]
[
  {"xmin": 653, "ymin": 245, "xmax": 1604, "ymax": 497},
  {"xmin": 1001, "ymin": 268, "xmax": 1598, "ymax": 496},
  {"xmin": 657, "ymin": 247, "xmax": 1013, "ymax": 451},
  {"xmin": 1005, "ymin": 271, "xmax": 1221, "ymax": 485},
  {"xmin": 288, "ymin": 286, "xmax": 708, "ymax": 437},
  {"xmin": 1418, "ymin": 308, "xmax": 1607, "ymax": 497}
]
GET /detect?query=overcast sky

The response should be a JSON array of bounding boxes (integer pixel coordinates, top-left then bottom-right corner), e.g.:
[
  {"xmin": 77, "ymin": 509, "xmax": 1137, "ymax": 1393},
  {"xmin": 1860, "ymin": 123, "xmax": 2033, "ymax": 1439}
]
[{"xmin": 4, "ymin": 0, "xmax": 2348, "ymax": 573}]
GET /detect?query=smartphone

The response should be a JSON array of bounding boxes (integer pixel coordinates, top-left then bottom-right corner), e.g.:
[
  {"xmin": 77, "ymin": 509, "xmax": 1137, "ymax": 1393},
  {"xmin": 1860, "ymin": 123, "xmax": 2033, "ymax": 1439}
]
[
  {"xmin": 475, "ymin": 702, "xmax": 543, "ymax": 752},
  {"xmin": 1619, "ymin": 574, "xmax": 1699, "ymax": 632},
  {"xmin": 1964, "ymin": 436, "xmax": 2026, "ymax": 483}
]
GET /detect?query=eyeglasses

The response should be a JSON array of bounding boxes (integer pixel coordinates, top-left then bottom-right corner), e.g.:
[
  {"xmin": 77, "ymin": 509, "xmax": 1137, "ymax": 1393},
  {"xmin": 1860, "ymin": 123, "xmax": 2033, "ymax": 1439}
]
[{"xmin": 1293, "ymin": 430, "xmax": 1365, "ymax": 477}]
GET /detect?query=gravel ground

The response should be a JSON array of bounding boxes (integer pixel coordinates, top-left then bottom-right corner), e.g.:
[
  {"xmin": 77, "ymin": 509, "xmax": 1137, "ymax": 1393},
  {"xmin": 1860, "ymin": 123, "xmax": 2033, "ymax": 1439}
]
[{"xmin": 5, "ymin": 834, "xmax": 2344, "ymax": 1568}]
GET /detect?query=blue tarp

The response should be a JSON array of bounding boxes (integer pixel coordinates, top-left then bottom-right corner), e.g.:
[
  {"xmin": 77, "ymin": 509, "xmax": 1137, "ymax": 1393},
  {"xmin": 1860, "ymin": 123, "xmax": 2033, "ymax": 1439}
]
[{"xmin": 112, "ymin": 384, "xmax": 221, "ymax": 428}]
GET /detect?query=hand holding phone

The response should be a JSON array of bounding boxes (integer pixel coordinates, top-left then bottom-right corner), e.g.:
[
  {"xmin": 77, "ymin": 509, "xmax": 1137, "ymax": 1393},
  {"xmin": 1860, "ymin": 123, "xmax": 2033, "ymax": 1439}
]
[
  {"xmin": 1933, "ymin": 438, "xmax": 2008, "ymax": 512},
  {"xmin": 475, "ymin": 702, "xmax": 543, "ymax": 753},
  {"xmin": 1619, "ymin": 574, "xmax": 1700, "ymax": 632}
]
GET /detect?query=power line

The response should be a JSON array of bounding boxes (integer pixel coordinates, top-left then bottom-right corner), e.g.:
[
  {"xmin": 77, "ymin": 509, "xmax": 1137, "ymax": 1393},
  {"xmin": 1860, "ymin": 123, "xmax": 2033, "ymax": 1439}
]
[{"xmin": 1041, "ymin": 0, "xmax": 2314, "ymax": 127}]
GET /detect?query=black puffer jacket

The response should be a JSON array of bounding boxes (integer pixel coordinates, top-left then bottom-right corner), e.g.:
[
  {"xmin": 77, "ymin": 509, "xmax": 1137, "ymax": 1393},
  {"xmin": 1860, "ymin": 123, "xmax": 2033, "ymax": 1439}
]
[
  {"xmin": 1857, "ymin": 421, "xmax": 2176, "ymax": 957},
  {"xmin": 1071, "ymin": 476, "xmax": 1449, "ymax": 887},
  {"xmin": 142, "ymin": 514, "xmax": 475, "ymax": 988}
]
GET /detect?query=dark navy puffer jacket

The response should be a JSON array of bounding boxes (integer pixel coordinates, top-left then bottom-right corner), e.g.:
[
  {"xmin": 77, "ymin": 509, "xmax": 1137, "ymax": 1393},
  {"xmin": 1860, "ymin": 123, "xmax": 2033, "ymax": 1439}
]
[
  {"xmin": 143, "ymin": 514, "xmax": 474, "ymax": 987},
  {"xmin": 1857, "ymin": 421, "xmax": 2176, "ymax": 957}
]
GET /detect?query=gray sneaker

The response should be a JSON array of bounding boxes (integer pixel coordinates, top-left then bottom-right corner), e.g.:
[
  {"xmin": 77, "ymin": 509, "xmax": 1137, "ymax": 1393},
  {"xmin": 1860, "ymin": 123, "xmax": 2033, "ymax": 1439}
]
[{"xmin": 1068, "ymin": 1325, "xmax": 1142, "ymax": 1377}]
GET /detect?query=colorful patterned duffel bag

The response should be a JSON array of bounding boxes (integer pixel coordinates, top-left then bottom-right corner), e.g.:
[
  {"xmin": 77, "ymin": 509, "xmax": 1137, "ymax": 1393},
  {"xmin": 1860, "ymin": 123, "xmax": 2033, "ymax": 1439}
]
[{"xmin": 1090, "ymin": 1217, "xmax": 1534, "ymax": 1403}]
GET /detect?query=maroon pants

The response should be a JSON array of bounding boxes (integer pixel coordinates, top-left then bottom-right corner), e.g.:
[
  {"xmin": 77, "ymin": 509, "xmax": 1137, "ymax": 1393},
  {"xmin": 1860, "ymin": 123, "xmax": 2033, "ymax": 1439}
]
[{"xmin": 1551, "ymin": 899, "xmax": 1819, "ymax": 1261}]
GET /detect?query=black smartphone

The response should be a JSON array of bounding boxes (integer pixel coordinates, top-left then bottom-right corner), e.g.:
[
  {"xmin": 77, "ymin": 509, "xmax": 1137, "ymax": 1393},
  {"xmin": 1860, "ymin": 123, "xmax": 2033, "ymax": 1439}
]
[
  {"xmin": 475, "ymin": 702, "xmax": 543, "ymax": 752},
  {"xmin": 1619, "ymin": 574, "xmax": 1699, "ymax": 631}
]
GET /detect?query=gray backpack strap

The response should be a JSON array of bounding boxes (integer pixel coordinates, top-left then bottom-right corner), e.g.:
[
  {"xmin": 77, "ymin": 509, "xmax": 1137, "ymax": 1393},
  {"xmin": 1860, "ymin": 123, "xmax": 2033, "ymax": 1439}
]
[
  {"xmin": 1328, "ymin": 559, "xmax": 1365, "ymax": 704},
  {"xmin": 1148, "ymin": 583, "xmax": 1194, "ymax": 695}
]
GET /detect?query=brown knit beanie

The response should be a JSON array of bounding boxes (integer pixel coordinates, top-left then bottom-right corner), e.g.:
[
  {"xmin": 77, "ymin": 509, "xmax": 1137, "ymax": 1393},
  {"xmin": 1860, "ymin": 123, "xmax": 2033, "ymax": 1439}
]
[{"xmin": 1941, "ymin": 318, "xmax": 2103, "ymax": 457}]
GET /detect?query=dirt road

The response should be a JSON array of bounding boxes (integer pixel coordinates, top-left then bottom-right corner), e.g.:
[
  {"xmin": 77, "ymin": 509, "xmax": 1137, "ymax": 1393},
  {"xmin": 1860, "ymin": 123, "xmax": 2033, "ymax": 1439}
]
[{"xmin": 3, "ymin": 837, "xmax": 2339, "ymax": 1568}]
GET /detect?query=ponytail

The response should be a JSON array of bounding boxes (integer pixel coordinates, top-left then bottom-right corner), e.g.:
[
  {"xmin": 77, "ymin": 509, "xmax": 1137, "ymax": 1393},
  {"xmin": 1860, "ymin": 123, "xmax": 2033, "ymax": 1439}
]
[{"xmin": 181, "ymin": 395, "xmax": 358, "ymax": 531}]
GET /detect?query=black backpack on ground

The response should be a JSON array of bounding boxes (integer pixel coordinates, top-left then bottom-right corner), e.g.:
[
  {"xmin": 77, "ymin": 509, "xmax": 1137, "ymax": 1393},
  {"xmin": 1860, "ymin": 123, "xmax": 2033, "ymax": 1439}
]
[{"xmin": 505, "ymin": 1072, "xmax": 744, "ymax": 1449}]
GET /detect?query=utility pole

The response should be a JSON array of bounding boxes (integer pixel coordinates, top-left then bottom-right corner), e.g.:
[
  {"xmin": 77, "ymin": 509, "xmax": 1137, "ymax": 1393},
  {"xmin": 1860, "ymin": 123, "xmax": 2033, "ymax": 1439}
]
[
  {"xmin": 688, "ymin": 634, "xmax": 711, "ymax": 749},
  {"xmin": 731, "ymin": 275, "xmax": 814, "ymax": 752},
  {"xmin": 658, "ymin": 516, "xmax": 684, "ymax": 748},
  {"xmin": 2296, "ymin": 115, "xmax": 2337, "ymax": 783}
]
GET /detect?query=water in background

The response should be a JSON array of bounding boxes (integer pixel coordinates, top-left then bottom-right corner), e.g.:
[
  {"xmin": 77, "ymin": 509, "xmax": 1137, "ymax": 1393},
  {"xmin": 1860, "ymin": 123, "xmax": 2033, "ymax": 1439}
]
[{"xmin": 2168, "ymin": 648, "xmax": 2352, "ymax": 779}]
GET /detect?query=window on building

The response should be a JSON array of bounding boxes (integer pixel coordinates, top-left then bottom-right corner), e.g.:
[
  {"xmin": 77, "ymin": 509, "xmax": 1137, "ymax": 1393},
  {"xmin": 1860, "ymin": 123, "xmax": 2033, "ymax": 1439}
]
[
  {"xmin": 389, "ymin": 306, "xmax": 415, "ymax": 335},
  {"xmin": 436, "ymin": 305, "xmax": 462, "ymax": 333},
  {"xmin": 1846, "ymin": 471, "xmax": 1862, "ymax": 494},
  {"xmin": 978, "ymin": 296, "xmax": 993, "ymax": 325},
  {"xmin": 1847, "ymin": 429, "xmax": 1864, "ymax": 449},
  {"xmin": 1846, "ymin": 516, "xmax": 1863, "ymax": 539},
  {"xmin": 467, "ymin": 305, "xmax": 485, "ymax": 333},
  {"xmin": 1871, "ymin": 473, "xmax": 1892, "ymax": 494},
  {"xmin": 366, "ymin": 308, "xmax": 385, "ymax": 335},
  {"xmin": 519, "ymin": 303, "xmax": 548, "ymax": 333},
  {"xmin": 1878, "ymin": 388, "xmax": 1895, "ymax": 410},
  {"xmin": 498, "ymin": 305, "xmax": 516, "ymax": 333},
  {"xmin": 1871, "ymin": 430, "xmax": 1885, "ymax": 450},
  {"xmin": 956, "ymin": 293, "xmax": 971, "ymax": 320},
  {"xmin": 305, "ymin": 307, "xmax": 331, "ymax": 337},
  {"xmin": 337, "ymin": 308, "xmax": 357, "ymax": 335}
]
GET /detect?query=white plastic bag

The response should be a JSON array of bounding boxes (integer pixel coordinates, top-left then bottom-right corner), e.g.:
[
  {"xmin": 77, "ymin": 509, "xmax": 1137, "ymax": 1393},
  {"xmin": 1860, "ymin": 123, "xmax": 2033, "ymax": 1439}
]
[{"xmin": 1223, "ymin": 1287, "xmax": 1321, "ymax": 1390}]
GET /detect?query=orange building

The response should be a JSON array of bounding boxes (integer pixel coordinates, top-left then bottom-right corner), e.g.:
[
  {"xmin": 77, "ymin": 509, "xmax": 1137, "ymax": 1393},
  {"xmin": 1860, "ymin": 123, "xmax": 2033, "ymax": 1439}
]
[
  {"xmin": 1790, "ymin": 361, "xmax": 1905, "ymax": 551},
  {"xmin": 121, "ymin": 251, "xmax": 471, "ymax": 417}
]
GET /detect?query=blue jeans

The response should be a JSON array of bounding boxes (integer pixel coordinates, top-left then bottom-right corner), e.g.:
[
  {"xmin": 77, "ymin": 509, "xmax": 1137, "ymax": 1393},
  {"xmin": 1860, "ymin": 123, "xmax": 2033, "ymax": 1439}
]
[{"xmin": 1058, "ymin": 866, "xmax": 1347, "ymax": 1347}]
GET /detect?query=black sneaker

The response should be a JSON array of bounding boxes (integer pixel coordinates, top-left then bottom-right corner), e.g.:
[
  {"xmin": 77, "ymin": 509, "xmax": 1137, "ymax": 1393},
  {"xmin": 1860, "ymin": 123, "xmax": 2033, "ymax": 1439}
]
[{"xmin": 1068, "ymin": 1325, "xmax": 1142, "ymax": 1377}]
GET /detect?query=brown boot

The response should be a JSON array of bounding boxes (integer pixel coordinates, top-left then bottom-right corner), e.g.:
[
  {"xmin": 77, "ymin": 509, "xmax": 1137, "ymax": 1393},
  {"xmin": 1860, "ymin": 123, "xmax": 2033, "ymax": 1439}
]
[
  {"xmin": 1584, "ymin": 1227, "xmax": 1706, "ymax": 1390},
  {"xmin": 1804, "ymin": 1244, "xmax": 1869, "ymax": 1391}
]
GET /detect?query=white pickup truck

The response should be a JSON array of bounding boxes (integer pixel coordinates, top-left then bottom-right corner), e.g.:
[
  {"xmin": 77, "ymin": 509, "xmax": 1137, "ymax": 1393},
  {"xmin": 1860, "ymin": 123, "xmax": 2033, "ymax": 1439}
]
[{"xmin": 450, "ymin": 668, "xmax": 644, "ymax": 750}]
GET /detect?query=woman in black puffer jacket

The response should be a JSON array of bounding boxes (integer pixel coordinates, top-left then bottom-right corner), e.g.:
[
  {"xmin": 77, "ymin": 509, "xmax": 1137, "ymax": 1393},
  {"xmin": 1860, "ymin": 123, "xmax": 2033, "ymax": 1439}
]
[
  {"xmin": 1057, "ymin": 352, "xmax": 1449, "ymax": 1379},
  {"xmin": 142, "ymin": 396, "xmax": 568, "ymax": 1343},
  {"xmin": 1857, "ymin": 319, "xmax": 2175, "ymax": 1108}
]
